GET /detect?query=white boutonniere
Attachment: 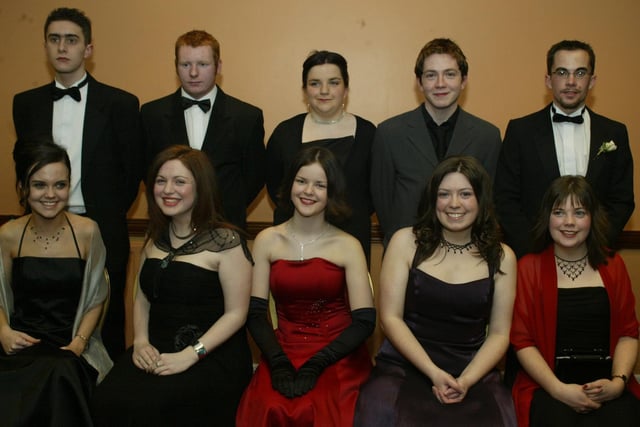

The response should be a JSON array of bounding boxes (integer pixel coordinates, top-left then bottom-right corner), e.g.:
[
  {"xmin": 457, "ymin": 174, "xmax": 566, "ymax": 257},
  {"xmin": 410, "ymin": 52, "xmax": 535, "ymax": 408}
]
[{"xmin": 595, "ymin": 140, "xmax": 617, "ymax": 158}]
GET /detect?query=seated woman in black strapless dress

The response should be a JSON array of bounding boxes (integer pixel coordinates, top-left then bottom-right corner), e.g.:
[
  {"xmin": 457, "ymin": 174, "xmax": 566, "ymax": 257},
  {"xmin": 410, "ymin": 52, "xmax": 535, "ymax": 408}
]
[
  {"xmin": 354, "ymin": 155, "xmax": 517, "ymax": 427},
  {"xmin": 511, "ymin": 176, "xmax": 640, "ymax": 427},
  {"xmin": 0, "ymin": 141, "xmax": 111, "ymax": 427},
  {"xmin": 91, "ymin": 146, "xmax": 254, "ymax": 426}
]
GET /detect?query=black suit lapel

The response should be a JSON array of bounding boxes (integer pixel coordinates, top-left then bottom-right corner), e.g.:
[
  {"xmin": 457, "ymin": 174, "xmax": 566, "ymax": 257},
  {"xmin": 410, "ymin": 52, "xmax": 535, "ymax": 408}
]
[
  {"xmin": 82, "ymin": 76, "xmax": 108, "ymax": 179},
  {"xmin": 533, "ymin": 107, "xmax": 561, "ymax": 181},
  {"xmin": 405, "ymin": 106, "xmax": 438, "ymax": 169},
  {"xmin": 26, "ymin": 84, "xmax": 56, "ymax": 137},
  {"xmin": 449, "ymin": 109, "xmax": 474, "ymax": 154},
  {"xmin": 585, "ymin": 109, "xmax": 608, "ymax": 181},
  {"xmin": 201, "ymin": 89, "xmax": 232, "ymax": 153},
  {"xmin": 168, "ymin": 91, "xmax": 190, "ymax": 147}
]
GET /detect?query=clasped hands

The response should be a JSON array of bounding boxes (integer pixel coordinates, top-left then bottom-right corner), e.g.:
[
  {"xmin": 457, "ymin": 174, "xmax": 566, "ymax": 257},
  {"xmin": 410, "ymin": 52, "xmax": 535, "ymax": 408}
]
[
  {"xmin": 133, "ymin": 341, "xmax": 197, "ymax": 376},
  {"xmin": 431, "ymin": 369, "xmax": 469, "ymax": 404},
  {"xmin": 557, "ymin": 378, "xmax": 625, "ymax": 414},
  {"xmin": 270, "ymin": 357, "xmax": 324, "ymax": 399}
]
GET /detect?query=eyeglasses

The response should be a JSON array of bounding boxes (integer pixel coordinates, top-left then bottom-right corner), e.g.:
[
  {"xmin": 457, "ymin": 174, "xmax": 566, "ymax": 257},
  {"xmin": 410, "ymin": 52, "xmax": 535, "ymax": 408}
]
[
  {"xmin": 551, "ymin": 68, "xmax": 590, "ymax": 80},
  {"xmin": 421, "ymin": 70, "xmax": 460, "ymax": 81}
]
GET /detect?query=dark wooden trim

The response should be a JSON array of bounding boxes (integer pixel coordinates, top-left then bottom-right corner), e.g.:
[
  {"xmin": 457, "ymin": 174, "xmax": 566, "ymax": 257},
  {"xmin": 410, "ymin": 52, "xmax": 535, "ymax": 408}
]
[{"xmin": 1, "ymin": 215, "xmax": 638, "ymax": 248}]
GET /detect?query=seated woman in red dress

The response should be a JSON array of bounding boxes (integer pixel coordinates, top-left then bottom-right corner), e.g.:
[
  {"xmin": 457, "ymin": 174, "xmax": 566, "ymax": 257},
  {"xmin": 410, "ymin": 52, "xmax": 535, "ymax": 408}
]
[
  {"xmin": 236, "ymin": 146, "xmax": 375, "ymax": 427},
  {"xmin": 511, "ymin": 175, "xmax": 640, "ymax": 427}
]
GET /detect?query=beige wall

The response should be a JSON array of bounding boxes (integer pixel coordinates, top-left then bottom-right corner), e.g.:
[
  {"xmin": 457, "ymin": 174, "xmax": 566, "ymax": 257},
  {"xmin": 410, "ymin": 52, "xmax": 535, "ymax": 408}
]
[{"xmin": 0, "ymin": 0, "xmax": 639, "ymax": 229}]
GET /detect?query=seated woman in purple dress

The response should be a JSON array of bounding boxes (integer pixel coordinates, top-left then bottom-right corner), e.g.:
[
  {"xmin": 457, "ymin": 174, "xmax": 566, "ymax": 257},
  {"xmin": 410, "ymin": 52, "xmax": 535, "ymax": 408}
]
[
  {"xmin": 236, "ymin": 146, "xmax": 375, "ymax": 427},
  {"xmin": 354, "ymin": 155, "xmax": 517, "ymax": 426},
  {"xmin": 0, "ymin": 140, "xmax": 110, "ymax": 427},
  {"xmin": 511, "ymin": 175, "xmax": 640, "ymax": 427}
]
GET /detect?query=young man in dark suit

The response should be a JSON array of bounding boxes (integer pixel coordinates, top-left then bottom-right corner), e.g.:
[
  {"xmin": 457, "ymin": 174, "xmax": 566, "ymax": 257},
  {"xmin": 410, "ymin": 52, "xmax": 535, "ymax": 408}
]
[
  {"xmin": 13, "ymin": 7, "xmax": 142, "ymax": 358},
  {"xmin": 494, "ymin": 40, "xmax": 634, "ymax": 258},
  {"xmin": 141, "ymin": 30, "xmax": 265, "ymax": 230},
  {"xmin": 371, "ymin": 38, "xmax": 501, "ymax": 246}
]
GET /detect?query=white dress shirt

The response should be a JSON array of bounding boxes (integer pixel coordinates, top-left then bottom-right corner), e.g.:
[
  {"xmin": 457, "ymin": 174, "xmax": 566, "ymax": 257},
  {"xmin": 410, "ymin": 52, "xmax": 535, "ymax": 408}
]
[
  {"xmin": 52, "ymin": 74, "xmax": 88, "ymax": 214},
  {"xmin": 182, "ymin": 86, "xmax": 217, "ymax": 150},
  {"xmin": 550, "ymin": 104, "xmax": 591, "ymax": 177}
]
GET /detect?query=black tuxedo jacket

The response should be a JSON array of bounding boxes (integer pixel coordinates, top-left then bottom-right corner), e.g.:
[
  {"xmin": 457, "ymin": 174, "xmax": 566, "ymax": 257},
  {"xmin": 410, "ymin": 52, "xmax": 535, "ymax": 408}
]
[
  {"xmin": 141, "ymin": 88, "xmax": 265, "ymax": 229},
  {"xmin": 494, "ymin": 105, "xmax": 635, "ymax": 258},
  {"xmin": 13, "ymin": 74, "xmax": 142, "ymax": 271}
]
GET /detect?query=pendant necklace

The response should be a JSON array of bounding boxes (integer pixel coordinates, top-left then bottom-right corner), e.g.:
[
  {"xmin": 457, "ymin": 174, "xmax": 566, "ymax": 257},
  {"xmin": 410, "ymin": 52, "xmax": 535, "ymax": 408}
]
[
  {"xmin": 30, "ymin": 224, "xmax": 66, "ymax": 251},
  {"xmin": 287, "ymin": 222, "xmax": 328, "ymax": 261},
  {"xmin": 309, "ymin": 110, "xmax": 345, "ymax": 125},
  {"xmin": 440, "ymin": 238, "xmax": 473, "ymax": 254},
  {"xmin": 170, "ymin": 221, "xmax": 197, "ymax": 240},
  {"xmin": 555, "ymin": 253, "xmax": 588, "ymax": 281}
]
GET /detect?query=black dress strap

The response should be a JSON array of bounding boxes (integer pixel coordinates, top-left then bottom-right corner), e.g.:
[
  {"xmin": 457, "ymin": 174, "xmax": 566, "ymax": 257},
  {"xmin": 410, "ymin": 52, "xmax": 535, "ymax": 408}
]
[
  {"xmin": 65, "ymin": 215, "xmax": 82, "ymax": 258},
  {"xmin": 16, "ymin": 214, "xmax": 81, "ymax": 258},
  {"xmin": 17, "ymin": 217, "xmax": 30, "ymax": 257}
]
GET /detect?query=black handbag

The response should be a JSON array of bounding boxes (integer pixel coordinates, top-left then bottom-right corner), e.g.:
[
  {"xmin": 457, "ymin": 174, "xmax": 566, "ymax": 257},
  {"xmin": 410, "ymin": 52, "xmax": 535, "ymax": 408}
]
[{"xmin": 555, "ymin": 348, "xmax": 612, "ymax": 384}]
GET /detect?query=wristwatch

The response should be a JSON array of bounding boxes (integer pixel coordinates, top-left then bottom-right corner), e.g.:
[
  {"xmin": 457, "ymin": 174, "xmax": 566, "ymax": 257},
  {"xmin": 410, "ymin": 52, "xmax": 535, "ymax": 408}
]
[
  {"xmin": 192, "ymin": 341, "xmax": 207, "ymax": 360},
  {"xmin": 612, "ymin": 374, "xmax": 628, "ymax": 383}
]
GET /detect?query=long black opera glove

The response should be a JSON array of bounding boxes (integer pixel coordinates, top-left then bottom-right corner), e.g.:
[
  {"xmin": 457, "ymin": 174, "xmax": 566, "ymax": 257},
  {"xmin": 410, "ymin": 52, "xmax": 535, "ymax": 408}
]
[
  {"xmin": 293, "ymin": 307, "xmax": 376, "ymax": 397},
  {"xmin": 247, "ymin": 296, "xmax": 296, "ymax": 398}
]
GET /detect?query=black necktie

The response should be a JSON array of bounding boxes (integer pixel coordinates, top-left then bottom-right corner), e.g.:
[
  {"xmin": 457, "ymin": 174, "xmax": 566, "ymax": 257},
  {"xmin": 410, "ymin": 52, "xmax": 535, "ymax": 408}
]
[
  {"xmin": 52, "ymin": 78, "xmax": 88, "ymax": 102},
  {"xmin": 552, "ymin": 107, "xmax": 585, "ymax": 124},
  {"xmin": 181, "ymin": 97, "xmax": 211, "ymax": 113}
]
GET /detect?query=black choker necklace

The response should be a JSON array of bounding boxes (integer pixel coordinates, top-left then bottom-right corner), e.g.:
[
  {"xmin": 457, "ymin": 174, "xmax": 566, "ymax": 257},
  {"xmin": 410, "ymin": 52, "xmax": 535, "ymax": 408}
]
[
  {"xmin": 555, "ymin": 253, "xmax": 588, "ymax": 281},
  {"xmin": 170, "ymin": 222, "xmax": 197, "ymax": 240},
  {"xmin": 440, "ymin": 238, "xmax": 473, "ymax": 254}
]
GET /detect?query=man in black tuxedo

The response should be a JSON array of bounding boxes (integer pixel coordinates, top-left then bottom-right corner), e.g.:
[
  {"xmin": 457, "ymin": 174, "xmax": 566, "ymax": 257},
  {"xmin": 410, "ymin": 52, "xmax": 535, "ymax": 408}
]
[
  {"xmin": 141, "ymin": 30, "xmax": 265, "ymax": 230},
  {"xmin": 371, "ymin": 38, "xmax": 501, "ymax": 246},
  {"xmin": 495, "ymin": 40, "xmax": 634, "ymax": 258},
  {"xmin": 13, "ymin": 8, "xmax": 142, "ymax": 358}
]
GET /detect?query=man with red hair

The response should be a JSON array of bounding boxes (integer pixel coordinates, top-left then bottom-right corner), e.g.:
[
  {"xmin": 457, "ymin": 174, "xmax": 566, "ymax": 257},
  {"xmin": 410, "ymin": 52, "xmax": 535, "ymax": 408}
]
[{"xmin": 142, "ymin": 30, "xmax": 265, "ymax": 230}]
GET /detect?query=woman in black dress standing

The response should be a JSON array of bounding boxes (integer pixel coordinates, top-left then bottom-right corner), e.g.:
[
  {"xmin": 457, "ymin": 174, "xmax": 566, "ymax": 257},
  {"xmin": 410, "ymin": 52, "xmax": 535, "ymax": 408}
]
[{"xmin": 266, "ymin": 50, "xmax": 375, "ymax": 263}]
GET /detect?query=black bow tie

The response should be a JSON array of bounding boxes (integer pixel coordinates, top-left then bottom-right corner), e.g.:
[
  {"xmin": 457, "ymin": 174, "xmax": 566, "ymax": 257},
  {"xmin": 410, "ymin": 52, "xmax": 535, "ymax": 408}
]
[
  {"xmin": 52, "ymin": 78, "xmax": 88, "ymax": 102},
  {"xmin": 181, "ymin": 97, "xmax": 211, "ymax": 113},
  {"xmin": 552, "ymin": 107, "xmax": 585, "ymax": 124}
]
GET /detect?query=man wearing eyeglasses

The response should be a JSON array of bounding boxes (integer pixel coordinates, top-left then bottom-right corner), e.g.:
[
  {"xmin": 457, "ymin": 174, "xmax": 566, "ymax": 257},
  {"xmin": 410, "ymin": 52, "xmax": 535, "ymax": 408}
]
[
  {"xmin": 371, "ymin": 38, "xmax": 501, "ymax": 247},
  {"xmin": 12, "ymin": 7, "xmax": 142, "ymax": 359},
  {"xmin": 494, "ymin": 40, "xmax": 634, "ymax": 258}
]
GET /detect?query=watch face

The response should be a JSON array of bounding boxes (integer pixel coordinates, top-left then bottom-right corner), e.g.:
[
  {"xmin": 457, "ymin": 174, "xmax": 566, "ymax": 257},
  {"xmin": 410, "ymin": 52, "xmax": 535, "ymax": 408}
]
[{"xmin": 194, "ymin": 342, "xmax": 206, "ymax": 358}]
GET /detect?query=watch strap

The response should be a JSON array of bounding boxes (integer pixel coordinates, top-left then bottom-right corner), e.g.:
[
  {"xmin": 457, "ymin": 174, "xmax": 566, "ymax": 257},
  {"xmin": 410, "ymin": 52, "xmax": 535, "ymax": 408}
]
[{"xmin": 193, "ymin": 341, "xmax": 207, "ymax": 360}]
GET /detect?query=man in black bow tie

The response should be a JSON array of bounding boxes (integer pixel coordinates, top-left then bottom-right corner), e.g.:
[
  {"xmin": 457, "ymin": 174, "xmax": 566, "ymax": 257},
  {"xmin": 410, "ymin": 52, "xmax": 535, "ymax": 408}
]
[
  {"xmin": 141, "ymin": 30, "xmax": 265, "ymax": 230},
  {"xmin": 494, "ymin": 40, "xmax": 634, "ymax": 258},
  {"xmin": 12, "ymin": 7, "xmax": 143, "ymax": 359}
]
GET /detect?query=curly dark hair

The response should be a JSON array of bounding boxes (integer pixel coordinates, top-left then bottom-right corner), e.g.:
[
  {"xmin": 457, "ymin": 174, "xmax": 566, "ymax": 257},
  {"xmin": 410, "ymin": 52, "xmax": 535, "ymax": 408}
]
[{"xmin": 412, "ymin": 155, "xmax": 503, "ymax": 274}]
